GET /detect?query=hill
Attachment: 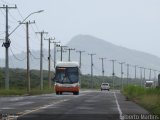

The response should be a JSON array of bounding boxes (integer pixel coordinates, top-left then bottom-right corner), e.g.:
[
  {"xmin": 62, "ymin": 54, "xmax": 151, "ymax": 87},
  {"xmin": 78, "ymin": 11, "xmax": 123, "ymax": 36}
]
[{"xmin": 66, "ymin": 35, "xmax": 160, "ymax": 77}]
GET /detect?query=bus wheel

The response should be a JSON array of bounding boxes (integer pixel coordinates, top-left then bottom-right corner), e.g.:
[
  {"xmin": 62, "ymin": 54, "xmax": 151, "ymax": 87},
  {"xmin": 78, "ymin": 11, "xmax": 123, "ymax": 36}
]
[
  {"xmin": 56, "ymin": 92, "xmax": 59, "ymax": 95},
  {"xmin": 60, "ymin": 92, "xmax": 62, "ymax": 95}
]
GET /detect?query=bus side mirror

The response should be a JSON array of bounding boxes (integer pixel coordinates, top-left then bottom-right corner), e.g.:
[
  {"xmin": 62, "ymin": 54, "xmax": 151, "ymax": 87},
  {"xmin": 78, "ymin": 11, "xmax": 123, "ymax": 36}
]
[{"xmin": 52, "ymin": 76, "xmax": 55, "ymax": 82}]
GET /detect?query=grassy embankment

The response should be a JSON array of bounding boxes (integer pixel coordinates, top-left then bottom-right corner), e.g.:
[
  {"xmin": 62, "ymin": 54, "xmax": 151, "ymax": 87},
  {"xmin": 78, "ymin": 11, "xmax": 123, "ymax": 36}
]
[
  {"xmin": 0, "ymin": 68, "xmax": 54, "ymax": 96},
  {"xmin": 0, "ymin": 85, "xmax": 54, "ymax": 96},
  {"xmin": 122, "ymin": 85, "xmax": 160, "ymax": 116}
]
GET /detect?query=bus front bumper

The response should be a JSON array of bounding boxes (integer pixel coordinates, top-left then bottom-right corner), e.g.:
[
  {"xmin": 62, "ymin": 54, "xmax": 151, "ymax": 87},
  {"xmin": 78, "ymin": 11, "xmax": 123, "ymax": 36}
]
[{"xmin": 55, "ymin": 86, "xmax": 79, "ymax": 92}]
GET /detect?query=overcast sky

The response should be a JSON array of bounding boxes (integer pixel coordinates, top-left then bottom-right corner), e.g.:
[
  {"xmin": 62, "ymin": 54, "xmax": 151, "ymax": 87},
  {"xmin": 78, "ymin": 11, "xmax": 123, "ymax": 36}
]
[{"xmin": 0, "ymin": 0, "xmax": 160, "ymax": 58}]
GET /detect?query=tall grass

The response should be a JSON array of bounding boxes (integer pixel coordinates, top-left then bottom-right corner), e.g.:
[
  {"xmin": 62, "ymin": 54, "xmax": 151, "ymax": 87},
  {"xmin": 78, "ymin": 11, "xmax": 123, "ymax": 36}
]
[{"xmin": 122, "ymin": 85, "xmax": 160, "ymax": 116}]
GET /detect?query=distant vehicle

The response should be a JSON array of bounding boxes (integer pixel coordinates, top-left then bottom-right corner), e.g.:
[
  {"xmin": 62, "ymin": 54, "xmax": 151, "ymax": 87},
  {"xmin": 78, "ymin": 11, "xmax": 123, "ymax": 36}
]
[
  {"xmin": 145, "ymin": 81, "xmax": 154, "ymax": 88},
  {"xmin": 53, "ymin": 61, "xmax": 80, "ymax": 95},
  {"xmin": 101, "ymin": 83, "xmax": 110, "ymax": 91}
]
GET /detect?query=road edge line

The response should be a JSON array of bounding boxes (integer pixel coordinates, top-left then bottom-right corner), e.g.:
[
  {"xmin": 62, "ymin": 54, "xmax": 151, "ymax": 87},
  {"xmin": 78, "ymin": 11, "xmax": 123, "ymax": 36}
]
[{"xmin": 114, "ymin": 92, "xmax": 124, "ymax": 120}]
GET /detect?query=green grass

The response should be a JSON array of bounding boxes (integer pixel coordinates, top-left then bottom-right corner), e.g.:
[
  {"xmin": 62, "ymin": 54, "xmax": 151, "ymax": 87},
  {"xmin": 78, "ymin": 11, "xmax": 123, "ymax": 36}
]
[
  {"xmin": 0, "ymin": 87, "xmax": 54, "ymax": 96},
  {"xmin": 122, "ymin": 85, "xmax": 160, "ymax": 116}
]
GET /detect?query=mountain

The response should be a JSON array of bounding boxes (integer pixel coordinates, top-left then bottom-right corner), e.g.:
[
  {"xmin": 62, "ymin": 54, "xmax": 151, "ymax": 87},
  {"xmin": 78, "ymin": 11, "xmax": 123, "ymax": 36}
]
[
  {"xmin": 0, "ymin": 34, "xmax": 160, "ymax": 78},
  {"xmin": 66, "ymin": 35, "xmax": 160, "ymax": 77}
]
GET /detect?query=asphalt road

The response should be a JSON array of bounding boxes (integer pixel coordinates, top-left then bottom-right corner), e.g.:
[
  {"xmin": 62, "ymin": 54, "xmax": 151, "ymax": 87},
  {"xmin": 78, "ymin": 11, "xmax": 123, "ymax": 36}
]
[{"xmin": 0, "ymin": 90, "xmax": 150, "ymax": 120}]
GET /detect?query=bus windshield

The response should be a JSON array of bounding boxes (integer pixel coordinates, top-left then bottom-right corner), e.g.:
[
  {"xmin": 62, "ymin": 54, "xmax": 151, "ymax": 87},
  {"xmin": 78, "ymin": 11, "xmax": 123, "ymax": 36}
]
[{"xmin": 55, "ymin": 67, "xmax": 79, "ymax": 84}]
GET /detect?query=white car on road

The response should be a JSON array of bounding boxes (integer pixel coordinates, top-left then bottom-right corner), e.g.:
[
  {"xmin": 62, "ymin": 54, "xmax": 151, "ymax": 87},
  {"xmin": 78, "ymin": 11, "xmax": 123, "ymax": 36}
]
[{"xmin": 101, "ymin": 83, "xmax": 110, "ymax": 91}]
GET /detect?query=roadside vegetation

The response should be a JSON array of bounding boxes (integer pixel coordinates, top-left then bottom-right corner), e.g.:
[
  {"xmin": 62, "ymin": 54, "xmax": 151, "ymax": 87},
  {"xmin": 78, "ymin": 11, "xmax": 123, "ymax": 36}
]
[
  {"xmin": 122, "ymin": 85, "xmax": 160, "ymax": 116},
  {"xmin": 0, "ymin": 67, "xmax": 124, "ymax": 95},
  {"xmin": 0, "ymin": 67, "xmax": 156, "ymax": 96},
  {"xmin": 0, "ymin": 68, "xmax": 54, "ymax": 96}
]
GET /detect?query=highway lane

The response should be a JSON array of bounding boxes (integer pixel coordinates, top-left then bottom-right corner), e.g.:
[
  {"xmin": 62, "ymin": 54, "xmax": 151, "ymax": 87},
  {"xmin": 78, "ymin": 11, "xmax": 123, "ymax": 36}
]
[{"xmin": 0, "ymin": 90, "xmax": 149, "ymax": 120}]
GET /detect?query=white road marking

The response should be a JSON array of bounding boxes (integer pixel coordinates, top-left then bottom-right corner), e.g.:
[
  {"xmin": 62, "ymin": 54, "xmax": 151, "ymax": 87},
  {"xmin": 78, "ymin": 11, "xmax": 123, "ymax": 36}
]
[
  {"xmin": 16, "ymin": 101, "xmax": 34, "ymax": 106},
  {"xmin": 1, "ymin": 107, "xmax": 14, "ymax": 109},
  {"xmin": 114, "ymin": 92, "xmax": 124, "ymax": 120},
  {"xmin": 18, "ymin": 99, "xmax": 69, "ymax": 117},
  {"xmin": 9, "ymin": 97, "xmax": 25, "ymax": 102}
]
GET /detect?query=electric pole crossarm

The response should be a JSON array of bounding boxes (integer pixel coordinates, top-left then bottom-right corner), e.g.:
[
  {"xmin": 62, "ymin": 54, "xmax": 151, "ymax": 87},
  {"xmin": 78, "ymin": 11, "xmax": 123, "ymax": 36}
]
[
  {"xmin": 0, "ymin": 5, "xmax": 17, "ymax": 9},
  {"xmin": 19, "ymin": 20, "xmax": 35, "ymax": 24}
]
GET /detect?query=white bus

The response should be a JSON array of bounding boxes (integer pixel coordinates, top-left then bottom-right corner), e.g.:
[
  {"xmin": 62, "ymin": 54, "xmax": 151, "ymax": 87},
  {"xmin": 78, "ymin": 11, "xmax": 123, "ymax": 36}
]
[{"xmin": 53, "ymin": 61, "xmax": 80, "ymax": 95}]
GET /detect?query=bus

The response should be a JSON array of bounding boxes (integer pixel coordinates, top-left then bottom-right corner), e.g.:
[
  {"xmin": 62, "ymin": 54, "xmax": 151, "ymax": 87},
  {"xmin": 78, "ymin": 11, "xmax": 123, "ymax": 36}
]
[{"xmin": 53, "ymin": 61, "xmax": 80, "ymax": 95}]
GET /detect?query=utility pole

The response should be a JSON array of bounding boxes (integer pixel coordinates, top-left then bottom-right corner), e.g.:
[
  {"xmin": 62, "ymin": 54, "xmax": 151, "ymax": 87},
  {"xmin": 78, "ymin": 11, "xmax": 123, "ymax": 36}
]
[
  {"xmin": 20, "ymin": 20, "xmax": 35, "ymax": 92},
  {"xmin": 88, "ymin": 53, "xmax": 96, "ymax": 89},
  {"xmin": 149, "ymin": 68, "xmax": 152, "ymax": 81},
  {"xmin": 119, "ymin": 62, "xmax": 125, "ymax": 89},
  {"xmin": 36, "ymin": 31, "xmax": 48, "ymax": 90},
  {"xmin": 134, "ymin": 65, "xmax": 138, "ymax": 80},
  {"xmin": 57, "ymin": 45, "xmax": 67, "ymax": 61},
  {"xmin": 65, "ymin": 48, "xmax": 75, "ymax": 61},
  {"xmin": 99, "ymin": 58, "xmax": 106, "ymax": 76},
  {"xmin": 126, "ymin": 64, "xmax": 130, "ymax": 86},
  {"xmin": 76, "ymin": 50, "xmax": 85, "ymax": 69},
  {"xmin": 44, "ymin": 37, "xmax": 55, "ymax": 88},
  {"xmin": 153, "ymin": 70, "xmax": 157, "ymax": 85},
  {"xmin": 139, "ymin": 67, "xmax": 143, "ymax": 87},
  {"xmin": 53, "ymin": 41, "xmax": 60, "ymax": 68},
  {"xmin": 0, "ymin": 5, "xmax": 17, "ymax": 90},
  {"xmin": 76, "ymin": 50, "xmax": 85, "ymax": 89},
  {"xmin": 143, "ymin": 67, "xmax": 146, "ymax": 82},
  {"xmin": 110, "ymin": 59, "xmax": 116, "ymax": 89}
]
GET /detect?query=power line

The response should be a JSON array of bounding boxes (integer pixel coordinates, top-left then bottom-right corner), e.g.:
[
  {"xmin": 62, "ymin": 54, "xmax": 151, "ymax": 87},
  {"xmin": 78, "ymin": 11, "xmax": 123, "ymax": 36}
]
[
  {"xmin": 10, "ymin": 48, "xmax": 26, "ymax": 61},
  {"xmin": 8, "ymin": 10, "xmax": 18, "ymax": 23},
  {"xmin": 16, "ymin": 7, "xmax": 24, "ymax": 19},
  {"xmin": 30, "ymin": 52, "xmax": 40, "ymax": 59}
]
